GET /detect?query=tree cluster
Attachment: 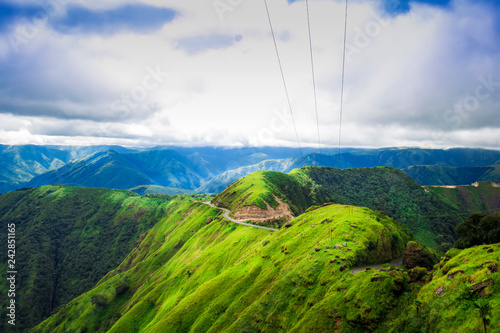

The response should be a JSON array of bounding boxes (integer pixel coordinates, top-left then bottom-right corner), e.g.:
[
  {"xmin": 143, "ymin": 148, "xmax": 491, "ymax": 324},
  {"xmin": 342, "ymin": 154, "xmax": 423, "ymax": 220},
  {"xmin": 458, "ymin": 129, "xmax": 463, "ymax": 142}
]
[{"xmin": 454, "ymin": 212, "xmax": 500, "ymax": 249}]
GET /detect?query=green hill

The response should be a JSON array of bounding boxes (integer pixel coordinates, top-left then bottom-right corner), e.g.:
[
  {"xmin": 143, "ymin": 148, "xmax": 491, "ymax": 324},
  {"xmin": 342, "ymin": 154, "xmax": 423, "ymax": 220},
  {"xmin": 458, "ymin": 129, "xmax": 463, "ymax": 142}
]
[
  {"xmin": 214, "ymin": 167, "xmax": 462, "ymax": 248},
  {"xmin": 25, "ymin": 189, "xmax": 500, "ymax": 333},
  {"xmin": 1, "ymin": 181, "xmax": 498, "ymax": 332},
  {"xmin": 0, "ymin": 186, "xmax": 174, "ymax": 332},
  {"xmin": 29, "ymin": 202, "xmax": 413, "ymax": 333}
]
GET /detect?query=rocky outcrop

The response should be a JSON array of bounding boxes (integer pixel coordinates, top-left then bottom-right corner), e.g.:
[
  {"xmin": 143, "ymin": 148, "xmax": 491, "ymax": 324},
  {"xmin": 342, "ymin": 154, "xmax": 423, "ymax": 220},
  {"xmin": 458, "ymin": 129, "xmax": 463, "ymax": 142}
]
[
  {"xmin": 409, "ymin": 267, "xmax": 428, "ymax": 283},
  {"xmin": 402, "ymin": 241, "xmax": 437, "ymax": 270},
  {"xmin": 435, "ymin": 285, "xmax": 445, "ymax": 296},
  {"xmin": 232, "ymin": 196, "xmax": 294, "ymax": 222},
  {"xmin": 470, "ymin": 278, "xmax": 494, "ymax": 293}
]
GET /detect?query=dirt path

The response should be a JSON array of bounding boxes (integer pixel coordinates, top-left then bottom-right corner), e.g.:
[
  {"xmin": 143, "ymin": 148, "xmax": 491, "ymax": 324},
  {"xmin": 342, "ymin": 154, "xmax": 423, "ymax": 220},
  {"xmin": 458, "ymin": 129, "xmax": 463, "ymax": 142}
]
[
  {"xmin": 351, "ymin": 258, "xmax": 403, "ymax": 274},
  {"xmin": 202, "ymin": 202, "xmax": 278, "ymax": 232}
]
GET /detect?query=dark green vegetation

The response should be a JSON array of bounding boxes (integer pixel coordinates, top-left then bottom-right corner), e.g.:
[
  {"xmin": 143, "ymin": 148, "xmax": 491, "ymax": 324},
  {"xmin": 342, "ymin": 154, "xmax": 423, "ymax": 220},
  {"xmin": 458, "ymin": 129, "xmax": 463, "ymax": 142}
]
[
  {"xmin": 214, "ymin": 167, "xmax": 464, "ymax": 248},
  {"xmin": 1, "ymin": 145, "xmax": 500, "ymax": 194},
  {"xmin": 0, "ymin": 186, "xmax": 175, "ymax": 332},
  {"xmin": 454, "ymin": 212, "xmax": 500, "ymax": 249}
]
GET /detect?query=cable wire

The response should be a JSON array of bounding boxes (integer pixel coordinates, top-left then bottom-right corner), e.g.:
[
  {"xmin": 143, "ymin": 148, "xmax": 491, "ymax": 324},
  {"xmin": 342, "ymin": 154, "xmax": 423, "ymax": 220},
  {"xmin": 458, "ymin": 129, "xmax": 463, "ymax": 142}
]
[
  {"xmin": 338, "ymin": 0, "xmax": 348, "ymax": 168},
  {"xmin": 263, "ymin": 0, "xmax": 303, "ymax": 158},
  {"xmin": 306, "ymin": 0, "xmax": 323, "ymax": 166}
]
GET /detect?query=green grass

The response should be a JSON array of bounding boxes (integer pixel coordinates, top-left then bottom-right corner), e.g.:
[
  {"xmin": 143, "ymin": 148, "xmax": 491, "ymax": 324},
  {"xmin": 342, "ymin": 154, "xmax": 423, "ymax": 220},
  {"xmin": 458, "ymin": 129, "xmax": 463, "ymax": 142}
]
[
  {"xmin": 29, "ymin": 203, "xmax": 412, "ymax": 333},
  {"xmin": 214, "ymin": 167, "xmax": 464, "ymax": 249},
  {"xmin": 22, "ymin": 187, "xmax": 500, "ymax": 333},
  {"xmin": 212, "ymin": 171, "xmax": 312, "ymax": 215},
  {"xmin": 390, "ymin": 244, "xmax": 500, "ymax": 332}
]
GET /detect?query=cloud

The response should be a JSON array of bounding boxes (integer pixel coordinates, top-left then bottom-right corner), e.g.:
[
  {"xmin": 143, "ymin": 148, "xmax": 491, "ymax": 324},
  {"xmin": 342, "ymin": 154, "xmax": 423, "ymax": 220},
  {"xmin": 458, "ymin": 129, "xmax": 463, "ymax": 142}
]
[
  {"xmin": 288, "ymin": 0, "xmax": 453, "ymax": 16},
  {"xmin": 52, "ymin": 4, "xmax": 177, "ymax": 35},
  {"xmin": 0, "ymin": 0, "xmax": 498, "ymax": 149},
  {"xmin": 176, "ymin": 34, "xmax": 241, "ymax": 55}
]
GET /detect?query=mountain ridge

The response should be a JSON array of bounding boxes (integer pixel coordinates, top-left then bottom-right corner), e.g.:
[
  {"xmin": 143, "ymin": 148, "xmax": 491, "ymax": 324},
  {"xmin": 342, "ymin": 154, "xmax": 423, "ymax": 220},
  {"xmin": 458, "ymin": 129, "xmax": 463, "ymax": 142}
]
[{"xmin": 2, "ymin": 146, "xmax": 500, "ymax": 194}]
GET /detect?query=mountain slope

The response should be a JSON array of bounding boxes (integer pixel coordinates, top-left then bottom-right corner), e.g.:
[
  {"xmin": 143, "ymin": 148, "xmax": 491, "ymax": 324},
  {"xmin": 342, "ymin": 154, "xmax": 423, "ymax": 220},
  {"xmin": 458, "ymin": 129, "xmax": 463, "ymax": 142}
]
[
  {"xmin": 390, "ymin": 244, "xmax": 500, "ymax": 332},
  {"xmin": 0, "ymin": 186, "xmax": 174, "ymax": 332},
  {"xmin": 27, "ymin": 149, "xmax": 209, "ymax": 191},
  {"xmin": 213, "ymin": 167, "xmax": 462, "ymax": 248},
  {"xmin": 30, "ymin": 202, "xmax": 412, "ymax": 333},
  {"xmin": 425, "ymin": 181, "xmax": 500, "ymax": 215},
  {"xmin": 2, "ymin": 146, "xmax": 500, "ymax": 194},
  {"xmin": 27, "ymin": 189, "xmax": 500, "ymax": 333},
  {"xmin": 27, "ymin": 151, "xmax": 155, "ymax": 189},
  {"xmin": 403, "ymin": 165, "xmax": 498, "ymax": 186},
  {"xmin": 0, "ymin": 145, "xmax": 71, "ymax": 193},
  {"xmin": 0, "ymin": 145, "xmax": 141, "ymax": 193},
  {"xmin": 337, "ymin": 147, "xmax": 500, "ymax": 169},
  {"xmin": 199, "ymin": 150, "xmax": 500, "ymax": 194}
]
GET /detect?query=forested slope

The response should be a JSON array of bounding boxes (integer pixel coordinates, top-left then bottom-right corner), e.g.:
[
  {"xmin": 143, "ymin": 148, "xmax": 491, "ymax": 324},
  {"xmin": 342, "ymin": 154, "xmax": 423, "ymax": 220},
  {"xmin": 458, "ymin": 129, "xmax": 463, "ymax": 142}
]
[{"xmin": 0, "ymin": 186, "xmax": 174, "ymax": 332}]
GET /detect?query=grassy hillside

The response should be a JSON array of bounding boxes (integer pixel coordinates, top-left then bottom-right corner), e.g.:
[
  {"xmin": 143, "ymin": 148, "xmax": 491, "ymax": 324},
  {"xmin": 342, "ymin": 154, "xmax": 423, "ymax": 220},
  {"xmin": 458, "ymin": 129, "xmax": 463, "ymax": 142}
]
[
  {"xmin": 30, "ymin": 203, "xmax": 413, "ymax": 333},
  {"xmin": 214, "ymin": 167, "xmax": 462, "ymax": 248},
  {"xmin": 425, "ymin": 181, "xmax": 500, "ymax": 215},
  {"xmin": 390, "ymin": 244, "xmax": 500, "ymax": 332},
  {"xmin": 212, "ymin": 170, "xmax": 313, "ymax": 216},
  {"xmin": 0, "ymin": 186, "xmax": 175, "ymax": 332}
]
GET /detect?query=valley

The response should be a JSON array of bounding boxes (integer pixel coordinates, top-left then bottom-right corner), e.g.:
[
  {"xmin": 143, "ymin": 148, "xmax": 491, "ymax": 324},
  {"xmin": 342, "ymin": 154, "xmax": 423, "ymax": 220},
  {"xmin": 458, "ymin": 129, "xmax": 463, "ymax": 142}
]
[
  {"xmin": 0, "ymin": 147, "xmax": 498, "ymax": 332},
  {"xmin": 6, "ymin": 180, "xmax": 494, "ymax": 333}
]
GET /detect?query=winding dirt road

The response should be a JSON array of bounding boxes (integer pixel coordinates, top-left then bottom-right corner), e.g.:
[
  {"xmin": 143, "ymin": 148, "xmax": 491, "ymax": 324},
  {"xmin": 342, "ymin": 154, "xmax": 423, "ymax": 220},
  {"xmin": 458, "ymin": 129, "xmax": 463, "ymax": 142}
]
[{"xmin": 203, "ymin": 202, "xmax": 278, "ymax": 232}]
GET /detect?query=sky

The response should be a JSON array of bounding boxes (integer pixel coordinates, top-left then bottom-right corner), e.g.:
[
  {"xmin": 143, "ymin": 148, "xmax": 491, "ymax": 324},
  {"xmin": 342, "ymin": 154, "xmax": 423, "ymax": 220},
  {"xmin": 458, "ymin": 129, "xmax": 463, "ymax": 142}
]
[{"xmin": 0, "ymin": 0, "xmax": 499, "ymax": 149}]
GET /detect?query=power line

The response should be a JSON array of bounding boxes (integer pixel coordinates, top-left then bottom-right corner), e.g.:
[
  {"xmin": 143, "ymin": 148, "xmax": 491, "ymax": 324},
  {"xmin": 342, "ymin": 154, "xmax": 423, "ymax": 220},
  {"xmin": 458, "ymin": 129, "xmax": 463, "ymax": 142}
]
[
  {"xmin": 263, "ymin": 0, "xmax": 303, "ymax": 158},
  {"xmin": 338, "ymin": 0, "xmax": 348, "ymax": 169},
  {"xmin": 306, "ymin": 0, "xmax": 322, "ymax": 167}
]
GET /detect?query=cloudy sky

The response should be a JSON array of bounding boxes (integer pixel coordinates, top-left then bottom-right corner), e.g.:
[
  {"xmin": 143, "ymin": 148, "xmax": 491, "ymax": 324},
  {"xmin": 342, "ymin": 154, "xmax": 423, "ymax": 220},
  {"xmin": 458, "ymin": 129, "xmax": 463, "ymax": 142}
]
[{"xmin": 0, "ymin": 0, "xmax": 499, "ymax": 149}]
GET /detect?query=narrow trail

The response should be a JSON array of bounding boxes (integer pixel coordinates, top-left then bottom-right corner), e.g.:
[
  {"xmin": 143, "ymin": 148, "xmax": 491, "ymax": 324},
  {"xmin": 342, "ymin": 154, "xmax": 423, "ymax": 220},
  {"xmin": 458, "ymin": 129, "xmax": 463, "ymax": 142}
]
[
  {"xmin": 202, "ymin": 202, "xmax": 278, "ymax": 232},
  {"xmin": 351, "ymin": 258, "xmax": 403, "ymax": 275}
]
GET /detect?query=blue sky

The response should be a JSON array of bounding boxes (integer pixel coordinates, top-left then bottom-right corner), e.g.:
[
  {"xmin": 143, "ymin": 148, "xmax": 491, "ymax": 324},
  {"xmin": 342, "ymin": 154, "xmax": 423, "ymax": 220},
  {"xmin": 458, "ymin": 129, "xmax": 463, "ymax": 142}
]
[
  {"xmin": 0, "ymin": 0, "xmax": 498, "ymax": 148},
  {"xmin": 0, "ymin": 1, "xmax": 176, "ymax": 34},
  {"xmin": 54, "ymin": 4, "xmax": 177, "ymax": 34}
]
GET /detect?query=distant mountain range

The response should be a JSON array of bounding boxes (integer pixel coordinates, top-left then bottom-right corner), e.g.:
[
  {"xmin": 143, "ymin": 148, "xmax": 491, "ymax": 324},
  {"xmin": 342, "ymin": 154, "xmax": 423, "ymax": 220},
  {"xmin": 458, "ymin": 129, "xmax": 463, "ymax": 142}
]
[{"xmin": 1, "ymin": 145, "xmax": 499, "ymax": 194}]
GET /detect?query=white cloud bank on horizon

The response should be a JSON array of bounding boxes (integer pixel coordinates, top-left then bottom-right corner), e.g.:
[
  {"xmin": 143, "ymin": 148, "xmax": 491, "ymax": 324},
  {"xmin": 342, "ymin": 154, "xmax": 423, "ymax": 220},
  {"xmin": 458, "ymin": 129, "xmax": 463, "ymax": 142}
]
[{"xmin": 0, "ymin": 0, "xmax": 498, "ymax": 149}]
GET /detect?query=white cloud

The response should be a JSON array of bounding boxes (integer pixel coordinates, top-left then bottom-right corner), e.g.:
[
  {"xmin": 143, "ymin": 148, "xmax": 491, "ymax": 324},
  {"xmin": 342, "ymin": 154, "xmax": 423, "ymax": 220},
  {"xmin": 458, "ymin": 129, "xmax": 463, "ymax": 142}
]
[{"xmin": 0, "ymin": 0, "xmax": 498, "ymax": 149}]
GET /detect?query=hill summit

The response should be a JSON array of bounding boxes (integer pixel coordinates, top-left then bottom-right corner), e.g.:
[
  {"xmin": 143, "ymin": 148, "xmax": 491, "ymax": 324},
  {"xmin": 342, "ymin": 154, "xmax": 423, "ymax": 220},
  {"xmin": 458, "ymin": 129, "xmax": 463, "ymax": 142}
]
[{"xmin": 213, "ymin": 167, "xmax": 462, "ymax": 249}]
